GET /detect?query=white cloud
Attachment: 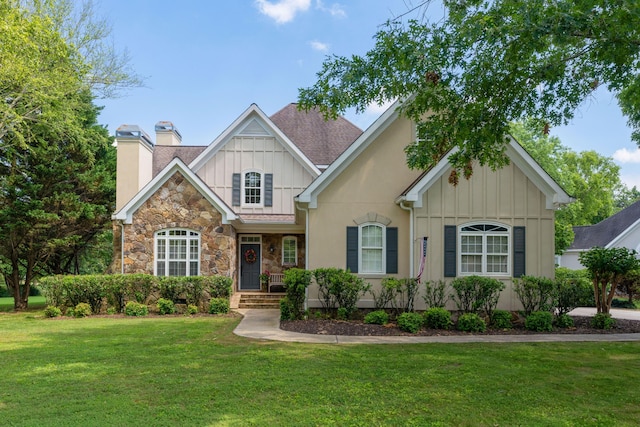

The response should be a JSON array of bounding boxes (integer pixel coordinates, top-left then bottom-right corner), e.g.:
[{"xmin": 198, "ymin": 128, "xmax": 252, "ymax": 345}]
[
  {"xmin": 255, "ymin": 0, "xmax": 311, "ymax": 24},
  {"xmin": 316, "ymin": 0, "xmax": 347, "ymax": 18},
  {"xmin": 621, "ymin": 173, "xmax": 640, "ymax": 189},
  {"xmin": 310, "ymin": 40, "xmax": 329, "ymax": 52},
  {"xmin": 365, "ymin": 99, "xmax": 396, "ymax": 116},
  {"xmin": 613, "ymin": 147, "xmax": 640, "ymax": 163}
]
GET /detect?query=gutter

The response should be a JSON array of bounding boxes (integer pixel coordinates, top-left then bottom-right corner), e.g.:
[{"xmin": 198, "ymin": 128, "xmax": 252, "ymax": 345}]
[
  {"xmin": 399, "ymin": 200, "xmax": 414, "ymax": 278},
  {"xmin": 117, "ymin": 220, "xmax": 125, "ymax": 274},
  {"xmin": 295, "ymin": 198, "xmax": 309, "ymax": 311}
]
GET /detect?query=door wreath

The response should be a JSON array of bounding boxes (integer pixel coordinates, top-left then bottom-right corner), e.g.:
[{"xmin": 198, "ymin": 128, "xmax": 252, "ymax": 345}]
[{"xmin": 244, "ymin": 248, "xmax": 257, "ymax": 264}]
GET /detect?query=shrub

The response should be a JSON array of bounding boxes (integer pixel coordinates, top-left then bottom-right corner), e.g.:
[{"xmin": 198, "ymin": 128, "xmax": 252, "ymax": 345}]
[
  {"xmin": 158, "ymin": 277, "xmax": 183, "ymax": 303},
  {"xmin": 313, "ymin": 268, "xmax": 343, "ymax": 311},
  {"xmin": 157, "ymin": 298, "xmax": 176, "ymax": 315},
  {"xmin": 450, "ymin": 276, "xmax": 504, "ymax": 317},
  {"xmin": 397, "ymin": 312, "xmax": 423, "ymax": 333},
  {"xmin": 422, "ymin": 280, "xmax": 448, "ymax": 309},
  {"xmin": 208, "ymin": 298, "xmax": 229, "ymax": 314},
  {"xmin": 423, "ymin": 307, "xmax": 452, "ymax": 330},
  {"xmin": 104, "ymin": 275, "xmax": 127, "ymax": 313},
  {"xmin": 186, "ymin": 304, "xmax": 198, "ymax": 315},
  {"xmin": 106, "ymin": 307, "xmax": 117, "ymax": 315},
  {"xmin": 514, "ymin": 275, "xmax": 555, "ymax": 316},
  {"xmin": 283, "ymin": 268, "xmax": 312, "ymax": 320},
  {"xmin": 456, "ymin": 313, "xmax": 486, "ymax": 332},
  {"xmin": 43, "ymin": 305, "xmax": 62, "ymax": 318},
  {"xmin": 279, "ymin": 297, "xmax": 296, "ymax": 321},
  {"xmin": 126, "ymin": 274, "xmax": 155, "ymax": 304},
  {"xmin": 554, "ymin": 313, "xmax": 574, "ymax": 328},
  {"xmin": 182, "ymin": 277, "xmax": 205, "ymax": 306},
  {"xmin": 73, "ymin": 302, "xmax": 92, "ymax": 318},
  {"xmin": 611, "ymin": 298, "xmax": 636, "ymax": 309},
  {"xmin": 555, "ymin": 268, "xmax": 594, "ymax": 314},
  {"xmin": 525, "ymin": 311, "xmax": 553, "ymax": 332},
  {"xmin": 206, "ymin": 276, "xmax": 233, "ymax": 299},
  {"xmin": 369, "ymin": 278, "xmax": 397, "ymax": 310},
  {"xmin": 38, "ymin": 276, "xmax": 66, "ymax": 307},
  {"xmin": 379, "ymin": 277, "xmax": 403, "ymax": 314},
  {"xmin": 364, "ymin": 310, "xmax": 389, "ymax": 325},
  {"xmin": 591, "ymin": 313, "xmax": 616, "ymax": 330},
  {"xmin": 490, "ymin": 310, "xmax": 512, "ymax": 329},
  {"xmin": 125, "ymin": 301, "xmax": 148, "ymax": 316}
]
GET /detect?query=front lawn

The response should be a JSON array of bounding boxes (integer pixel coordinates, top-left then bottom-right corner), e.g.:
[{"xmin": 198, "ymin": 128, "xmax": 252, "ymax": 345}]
[
  {"xmin": 1, "ymin": 312, "xmax": 639, "ymax": 426},
  {"xmin": 0, "ymin": 296, "xmax": 46, "ymax": 312}
]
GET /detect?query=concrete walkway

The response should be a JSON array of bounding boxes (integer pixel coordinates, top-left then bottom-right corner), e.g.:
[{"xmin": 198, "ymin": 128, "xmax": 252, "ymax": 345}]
[{"xmin": 233, "ymin": 308, "xmax": 640, "ymax": 344}]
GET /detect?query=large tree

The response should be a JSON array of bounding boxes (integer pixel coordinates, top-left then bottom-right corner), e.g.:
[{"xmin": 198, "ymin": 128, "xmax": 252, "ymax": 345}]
[
  {"xmin": 0, "ymin": 0, "xmax": 119, "ymax": 309},
  {"xmin": 298, "ymin": 0, "xmax": 640, "ymax": 179}
]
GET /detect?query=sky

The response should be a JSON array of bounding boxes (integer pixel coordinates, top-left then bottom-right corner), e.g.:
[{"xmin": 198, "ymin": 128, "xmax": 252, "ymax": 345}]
[{"xmin": 96, "ymin": 0, "xmax": 640, "ymax": 189}]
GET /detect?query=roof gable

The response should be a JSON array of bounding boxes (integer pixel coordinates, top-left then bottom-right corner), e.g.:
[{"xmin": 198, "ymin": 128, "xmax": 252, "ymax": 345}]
[
  {"xmin": 569, "ymin": 200, "xmax": 640, "ymax": 250},
  {"xmin": 399, "ymin": 136, "xmax": 573, "ymax": 210},
  {"xmin": 113, "ymin": 158, "xmax": 237, "ymax": 224},
  {"xmin": 188, "ymin": 104, "xmax": 320, "ymax": 176}
]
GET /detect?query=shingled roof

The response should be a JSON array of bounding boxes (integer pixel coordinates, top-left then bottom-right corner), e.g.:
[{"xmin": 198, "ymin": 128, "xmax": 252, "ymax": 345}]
[
  {"xmin": 153, "ymin": 146, "xmax": 207, "ymax": 177},
  {"xmin": 569, "ymin": 200, "xmax": 640, "ymax": 249},
  {"xmin": 270, "ymin": 103, "xmax": 362, "ymax": 167}
]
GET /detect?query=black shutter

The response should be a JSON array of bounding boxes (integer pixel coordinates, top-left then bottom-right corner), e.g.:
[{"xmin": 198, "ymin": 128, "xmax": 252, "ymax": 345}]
[
  {"xmin": 513, "ymin": 226, "xmax": 526, "ymax": 277},
  {"xmin": 264, "ymin": 173, "xmax": 273, "ymax": 207},
  {"xmin": 386, "ymin": 227, "xmax": 398, "ymax": 274},
  {"xmin": 444, "ymin": 225, "xmax": 457, "ymax": 277},
  {"xmin": 232, "ymin": 173, "xmax": 241, "ymax": 206},
  {"xmin": 346, "ymin": 226, "xmax": 358, "ymax": 273}
]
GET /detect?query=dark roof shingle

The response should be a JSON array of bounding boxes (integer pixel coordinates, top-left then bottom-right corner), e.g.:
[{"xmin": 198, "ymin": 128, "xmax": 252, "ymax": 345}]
[
  {"xmin": 153, "ymin": 146, "xmax": 207, "ymax": 177},
  {"xmin": 569, "ymin": 200, "xmax": 640, "ymax": 249}
]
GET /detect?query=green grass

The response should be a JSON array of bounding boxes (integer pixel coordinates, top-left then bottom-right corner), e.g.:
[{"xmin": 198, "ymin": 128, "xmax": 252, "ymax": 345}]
[
  {"xmin": 0, "ymin": 296, "xmax": 46, "ymax": 312},
  {"xmin": 1, "ymin": 312, "xmax": 640, "ymax": 426}
]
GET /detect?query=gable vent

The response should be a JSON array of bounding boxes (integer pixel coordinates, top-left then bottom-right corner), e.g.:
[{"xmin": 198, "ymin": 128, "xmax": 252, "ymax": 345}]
[{"xmin": 238, "ymin": 119, "xmax": 270, "ymax": 136}]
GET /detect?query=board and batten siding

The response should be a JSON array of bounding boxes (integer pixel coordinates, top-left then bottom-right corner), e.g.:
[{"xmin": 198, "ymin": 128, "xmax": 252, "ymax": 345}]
[
  {"xmin": 413, "ymin": 160, "xmax": 556, "ymax": 311},
  {"xmin": 196, "ymin": 136, "xmax": 315, "ymax": 215}
]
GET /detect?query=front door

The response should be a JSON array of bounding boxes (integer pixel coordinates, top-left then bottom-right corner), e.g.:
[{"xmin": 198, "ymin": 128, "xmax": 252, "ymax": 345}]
[{"xmin": 240, "ymin": 243, "xmax": 261, "ymax": 290}]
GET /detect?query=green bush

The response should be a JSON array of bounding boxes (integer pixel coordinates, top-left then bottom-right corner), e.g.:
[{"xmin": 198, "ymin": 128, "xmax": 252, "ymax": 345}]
[
  {"xmin": 490, "ymin": 310, "xmax": 512, "ymax": 329},
  {"xmin": 186, "ymin": 304, "xmax": 198, "ymax": 315},
  {"xmin": 456, "ymin": 313, "xmax": 486, "ymax": 332},
  {"xmin": 450, "ymin": 276, "xmax": 504, "ymax": 317},
  {"xmin": 158, "ymin": 277, "xmax": 182, "ymax": 303},
  {"xmin": 611, "ymin": 298, "xmax": 636, "ymax": 309},
  {"xmin": 39, "ymin": 276, "xmax": 66, "ymax": 307},
  {"xmin": 73, "ymin": 302, "xmax": 92, "ymax": 318},
  {"xmin": 206, "ymin": 276, "xmax": 233, "ymax": 299},
  {"xmin": 280, "ymin": 297, "xmax": 294, "ymax": 321},
  {"xmin": 336, "ymin": 307, "xmax": 348, "ymax": 320},
  {"xmin": 182, "ymin": 277, "xmax": 205, "ymax": 306},
  {"xmin": 554, "ymin": 313, "xmax": 574, "ymax": 328},
  {"xmin": 423, "ymin": 307, "xmax": 452, "ymax": 330},
  {"xmin": 397, "ymin": 312, "xmax": 423, "ymax": 333},
  {"xmin": 104, "ymin": 275, "xmax": 127, "ymax": 313},
  {"xmin": 369, "ymin": 278, "xmax": 397, "ymax": 310},
  {"xmin": 514, "ymin": 275, "xmax": 555, "ymax": 316},
  {"xmin": 283, "ymin": 268, "xmax": 312, "ymax": 320},
  {"xmin": 591, "ymin": 313, "xmax": 616, "ymax": 329},
  {"xmin": 422, "ymin": 280, "xmax": 448, "ymax": 309},
  {"xmin": 125, "ymin": 301, "xmax": 148, "ymax": 317},
  {"xmin": 126, "ymin": 274, "xmax": 155, "ymax": 304},
  {"xmin": 555, "ymin": 268, "xmax": 594, "ymax": 314},
  {"xmin": 157, "ymin": 298, "xmax": 176, "ymax": 315},
  {"xmin": 313, "ymin": 268, "xmax": 370, "ymax": 317},
  {"xmin": 525, "ymin": 311, "xmax": 553, "ymax": 332},
  {"xmin": 106, "ymin": 307, "xmax": 117, "ymax": 315},
  {"xmin": 43, "ymin": 305, "xmax": 62, "ymax": 318},
  {"xmin": 208, "ymin": 298, "xmax": 229, "ymax": 315},
  {"xmin": 364, "ymin": 310, "xmax": 389, "ymax": 325}
]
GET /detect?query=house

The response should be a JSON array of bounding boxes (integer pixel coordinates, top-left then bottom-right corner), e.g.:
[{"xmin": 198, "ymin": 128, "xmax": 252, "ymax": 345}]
[
  {"xmin": 111, "ymin": 101, "xmax": 572, "ymax": 310},
  {"xmin": 559, "ymin": 200, "xmax": 640, "ymax": 269}
]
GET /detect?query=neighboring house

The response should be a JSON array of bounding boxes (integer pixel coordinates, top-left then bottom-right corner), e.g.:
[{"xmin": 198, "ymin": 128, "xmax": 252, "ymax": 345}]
[
  {"xmin": 559, "ymin": 200, "xmax": 640, "ymax": 270},
  {"xmin": 112, "ymin": 101, "xmax": 572, "ymax": 310}
]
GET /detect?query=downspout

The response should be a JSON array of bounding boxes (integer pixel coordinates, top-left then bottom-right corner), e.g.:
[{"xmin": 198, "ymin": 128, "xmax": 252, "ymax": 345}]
[
  {"xmin": 399, "ymin": 201, "xmax": 414, "ymax": 278},
  {"xmin": 295, "ymin": 200, "xmax": 309, "ymax": 311},
  {"xmin": 117, "ymin": 220, "xmax": 125, "ymax": 274}
]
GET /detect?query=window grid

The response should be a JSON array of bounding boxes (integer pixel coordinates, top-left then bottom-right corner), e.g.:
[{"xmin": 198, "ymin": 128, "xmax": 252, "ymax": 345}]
[
  {"xmin": 244, "ymin": 171, "xmax": 261, "ymax": 204},
  {"xmin": 460, "ymin": 224, "xmax": 509, "ymax": 276},
  {"xmin": 282, "ymin": 237, "xmax": 297, "ymax": 265},
  {"xmin": 360, "ymin": 224, "xmax": 384, "ymax": 274},
  {"xmin": 155, "ymin": 229, "xmax": 200, "ymax": 277}
]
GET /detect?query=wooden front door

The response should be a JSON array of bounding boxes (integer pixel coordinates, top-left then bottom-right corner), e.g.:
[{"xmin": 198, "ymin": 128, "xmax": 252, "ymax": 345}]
[{"xmin": 240, "ymin": 243, "xmax": 261, "ymax": 290}]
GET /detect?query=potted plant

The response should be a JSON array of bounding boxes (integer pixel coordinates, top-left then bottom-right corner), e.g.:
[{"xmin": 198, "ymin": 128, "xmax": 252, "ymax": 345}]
[{"xmin": 259, "ymin": 271, "xmax": 270, "ymax": 291}]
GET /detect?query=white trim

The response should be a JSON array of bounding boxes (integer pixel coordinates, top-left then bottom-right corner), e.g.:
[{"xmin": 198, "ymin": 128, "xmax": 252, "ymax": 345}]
[
  {"xmin": 458, "ymin": 222, "xmax": 511, "ymax": 277},
  {"xmin": 605, "ymin": 217, "xmax": 640, "ymax": 249},
  {"xmin": 241, "ymin": 169, "xmax": 263, "ymax": 207},
  {"xmin": 112, "ymin": 158, "xmax": 237, "ymax": 224},
  {"xmin": 189, "ymin": 103, "xmax": 320, "ymax": 177},
  {"xmin": 154, "ymin": 228, "xmax": 201, "ymax": 277},
  {"xmin": 358, "ymin": 222, "xmax": 386, "ymax": 274},
  {"xmin": 297, "ymin": 100, "xmax": 402, "ymax": 208},
  {"xmin": 282, "ymin": 235, "xmax": 298, "ymax": 266}
]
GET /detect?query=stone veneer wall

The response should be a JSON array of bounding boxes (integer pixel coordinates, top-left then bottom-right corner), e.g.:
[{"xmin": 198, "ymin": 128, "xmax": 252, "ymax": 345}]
[
  {"xmin": 260, "ymin": 234, "xmax": 305, "ymax": 275},
  {"xmin": 112, "ymin": 172, "xmax": 236, "ymax": 279}
]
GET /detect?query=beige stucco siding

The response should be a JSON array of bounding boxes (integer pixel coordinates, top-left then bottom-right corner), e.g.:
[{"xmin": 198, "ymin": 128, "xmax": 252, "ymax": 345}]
[
  {"xmin": 414, "ymin": 161, "xmax": 556, "ymax": 310},
  {"xmin": 197, "ymin": 136, "xmax": 315, "ymax": 215},
  {"xmin": 306, "ymin": 116, "xmax": 423, "ymax": 305}
]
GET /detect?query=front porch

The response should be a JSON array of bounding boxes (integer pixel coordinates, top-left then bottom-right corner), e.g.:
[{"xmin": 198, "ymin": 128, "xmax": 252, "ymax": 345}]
[{"xmin": 231, "ymin": 291, "xmax": 285, "ymax": 309}]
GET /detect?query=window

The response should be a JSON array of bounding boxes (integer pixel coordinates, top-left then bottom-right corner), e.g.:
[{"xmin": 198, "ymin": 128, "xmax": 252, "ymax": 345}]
[
  {"xmin": 360, "ymin": 224, "xmax": 385, "ymax": 273},
  {"xmin": 347, "ymin": 224, "xmax": 397, "ymax": 274},
  {"xmin": 282, "ymin": 236, "xmax": 297, "ymax": 265},
  {"xmin": 155, "ymin": 229, "xmax": 200, "ymax": 276},
  {"xmin": 459, "ymin": 224, "xmax": 509, "ymax": 275},
  {"xmin": 244, "ymin": 171, "xmax": 261, "ymax": 205}
]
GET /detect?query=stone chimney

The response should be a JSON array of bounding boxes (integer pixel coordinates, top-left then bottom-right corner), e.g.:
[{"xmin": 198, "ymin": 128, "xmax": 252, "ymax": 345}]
[
  {"xmin": 114, "ymin": 124, "xmax": 154, "ymax": 211},
  {"xmin": 155, "ymin": 121, "xmax": 182, "ymax": 146}
]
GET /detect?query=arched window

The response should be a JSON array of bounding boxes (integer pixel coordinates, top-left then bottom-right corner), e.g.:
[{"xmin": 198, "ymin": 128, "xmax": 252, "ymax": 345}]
[
  {"xmin": 459, "ymin": 223, "xmax": 510, "ymax": 275},
  {"xmin": 359, "ymin": 223, "xmax": 385, "ymax": 274},
  {"xmin": 155, "ymin": 229, "xmax": 200, "ymax": 276}
]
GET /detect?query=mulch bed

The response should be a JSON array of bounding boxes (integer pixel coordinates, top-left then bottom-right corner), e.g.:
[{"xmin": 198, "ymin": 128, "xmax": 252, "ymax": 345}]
[{"xmin": 281, "ymin": 316, "xmax": 640, "ymax": 336}]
